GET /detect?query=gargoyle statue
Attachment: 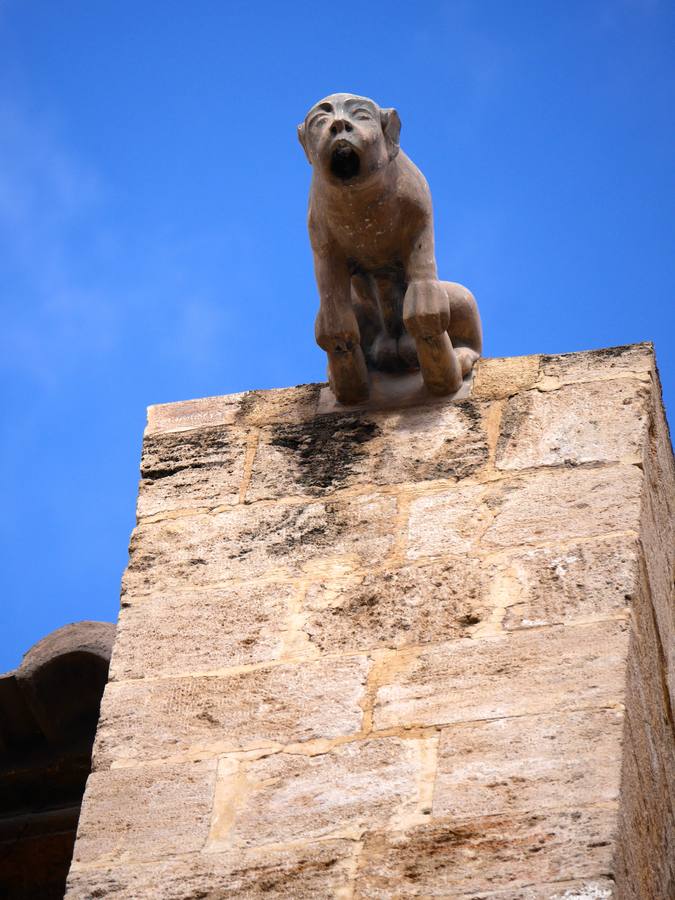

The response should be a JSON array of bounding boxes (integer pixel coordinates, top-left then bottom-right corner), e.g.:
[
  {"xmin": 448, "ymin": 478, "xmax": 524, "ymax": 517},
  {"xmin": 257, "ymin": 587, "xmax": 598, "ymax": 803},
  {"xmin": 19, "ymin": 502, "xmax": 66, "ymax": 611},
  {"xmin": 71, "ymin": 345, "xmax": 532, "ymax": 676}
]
[{"xmin": 299, "ymin": 92, "xmax": 482, "ymax": 405}]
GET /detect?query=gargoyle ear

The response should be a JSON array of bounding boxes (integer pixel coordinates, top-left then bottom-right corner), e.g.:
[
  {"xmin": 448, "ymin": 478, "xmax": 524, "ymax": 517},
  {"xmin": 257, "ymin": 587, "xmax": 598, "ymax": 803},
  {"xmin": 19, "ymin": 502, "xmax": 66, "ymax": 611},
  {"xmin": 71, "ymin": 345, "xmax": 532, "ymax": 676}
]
[
  {"xmin": 297, "ymin": 123, "xmax": 312, "ymax": 164},
  {"xmin": 380, "ymin": 108, "xmax": 401, "ymax": 159}
]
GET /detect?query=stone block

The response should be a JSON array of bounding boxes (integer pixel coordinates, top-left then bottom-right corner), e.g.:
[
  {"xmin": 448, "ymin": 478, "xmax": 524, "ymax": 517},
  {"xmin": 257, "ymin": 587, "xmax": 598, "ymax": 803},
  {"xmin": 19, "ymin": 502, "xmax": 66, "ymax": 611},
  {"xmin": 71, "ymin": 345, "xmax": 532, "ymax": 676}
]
[
  {"xmin": 111, "ymin": 583, "xmax": 294, "ymax": 681},
  {"xmin": 406, "ymin": 466, "xmax": 642, "ymax": 563},
  {"xmin": 614, "ymin": 714, "xmax": 675, "ymax": 900},
  {"xmin": 94, "ymin": 655, "xmax": 369, "ymax": 767},
  {"xmin": 303, "ymin": 558, "xmax": 486, "ymax": 653},
  {"xmin": 496, "ymin": 380, "xmax": 649, "ymax": 471},
  {"xmin": 627, "ymin": 573, "xmax": 675, "ymax": 775},
  {"xmin": 624, "ymin": 621, "xmax": 675, "ymax": 821},
  {"xmin": 433, "ymin": 709, "xmax": 623, "ymax": 820},
  {"xmin": 146, "ymin": 393, "xmax": 246, "ymax": 435},
  {"xmin": 247, "ymin": 414, "xmax": 379, "ymax": 501},
  {"xmin": 464, "ymin": 879, "xmax": 616, "ymax": 899},
  {"xmin": 539, "ymin": 343, "xmax": 654, "ymax": 385},
  {"xmin": 67, "ymin": 840, "xmax": 356, "ymax": 898},
  {"xmin": 471, "ymin": 354, "xmax": 541, "ymax": 400},
  {"xmin": 212, "ymin": 737, "xmax": 422, "ymax": 849},
  {"xmin": 246, "ymin": 401, "xmax": 489, "ymax": 501},
  {"xmin": 493, "ymin": 536, "xmax": 638, "ymax": 631},
  {"xmin": 355, "ymin": 806, "xmax": 616, "ymax": 897},
  {"xmin": 123, "ymin": 492, "xmax": 397, "ymax": 596},
  {"xmin": 406, "ymin": 483, "xmax": 490, "ymax": 559},
  {"xmin": 639, "ymin": 377, "xmax": 675, "ymax": 709},
  {"xmin": 373, "ymin": 621, "xmax": 628, "ymax": 731},
  {"xmin": 71, "ymin": 761, "xmax": 216, "ymax": 867},
  {"xmin": 482, "ymin": 465, "xmax": 642, "ymax": 550},
  {"xmin": 234, "ymin": 383, "xmax": 323, "ymax": 426},
  {"xmin": 145, "ymin": 383, "xmax": 322, "ymax": 435},
  {"xmin": 137, "ymin": 426, "xmax": 250, "ymax": 517}
]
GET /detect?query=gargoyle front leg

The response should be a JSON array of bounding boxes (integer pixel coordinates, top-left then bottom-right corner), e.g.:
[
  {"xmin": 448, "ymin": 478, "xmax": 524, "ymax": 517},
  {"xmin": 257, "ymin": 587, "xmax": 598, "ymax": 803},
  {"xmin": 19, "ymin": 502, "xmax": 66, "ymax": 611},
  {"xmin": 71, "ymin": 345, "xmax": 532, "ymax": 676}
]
[
  {"xmin": 313, "ymin": 251, "xmax": 369, "ymax": 404},
  {"xmin": 403, "ymin": 231, "xmax": 463, "ymax": 395}
]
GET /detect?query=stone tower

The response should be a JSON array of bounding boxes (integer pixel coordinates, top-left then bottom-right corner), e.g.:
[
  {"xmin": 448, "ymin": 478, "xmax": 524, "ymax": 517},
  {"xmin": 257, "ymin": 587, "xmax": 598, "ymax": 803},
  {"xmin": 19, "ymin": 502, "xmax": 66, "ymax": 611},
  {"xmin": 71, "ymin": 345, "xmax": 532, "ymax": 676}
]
[{"xmin": 66, "ymin": 344, "xmax": 673, "ymax": 898}]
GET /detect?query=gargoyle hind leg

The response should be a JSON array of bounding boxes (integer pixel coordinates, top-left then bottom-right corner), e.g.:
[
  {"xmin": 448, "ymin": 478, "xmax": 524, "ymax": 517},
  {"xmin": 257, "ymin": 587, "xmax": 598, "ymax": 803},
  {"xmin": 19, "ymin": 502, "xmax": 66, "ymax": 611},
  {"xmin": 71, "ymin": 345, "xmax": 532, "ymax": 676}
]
[
  {"xmin": 443, "ymin": 281, "xmax": 483, "ymax": 377},
  {"xmin": 403, "ymin": 280, "xmax": 482, "ymax": 394},
  {"xmin": 403, "ymin": 280, "xmax": 463, "ymax": 395}
]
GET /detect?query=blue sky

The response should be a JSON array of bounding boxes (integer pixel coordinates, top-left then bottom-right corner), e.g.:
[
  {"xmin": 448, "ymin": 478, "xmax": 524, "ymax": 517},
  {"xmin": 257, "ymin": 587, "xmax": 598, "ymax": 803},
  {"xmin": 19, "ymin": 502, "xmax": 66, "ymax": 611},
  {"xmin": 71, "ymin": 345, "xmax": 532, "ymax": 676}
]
[{"xmin": 1, "ymin": 0, "xmax": 673, "ymax": 671}]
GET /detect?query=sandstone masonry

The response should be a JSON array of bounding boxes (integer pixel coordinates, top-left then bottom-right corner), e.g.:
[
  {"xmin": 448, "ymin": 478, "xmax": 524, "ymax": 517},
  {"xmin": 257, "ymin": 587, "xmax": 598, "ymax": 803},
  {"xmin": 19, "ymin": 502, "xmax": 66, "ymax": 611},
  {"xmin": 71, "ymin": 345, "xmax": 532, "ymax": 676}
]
[{"xmin": 67, "ymin": 344, "xmax": 674, "ymax": 899}]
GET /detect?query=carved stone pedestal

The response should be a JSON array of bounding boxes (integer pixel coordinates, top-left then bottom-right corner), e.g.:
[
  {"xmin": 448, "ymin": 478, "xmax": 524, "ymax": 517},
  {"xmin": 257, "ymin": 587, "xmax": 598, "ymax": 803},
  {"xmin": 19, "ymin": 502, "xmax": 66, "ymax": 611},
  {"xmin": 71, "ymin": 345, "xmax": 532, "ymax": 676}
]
[{"xmin": 67, "ymin": 344, "xmax": 673, "ymax": 899}]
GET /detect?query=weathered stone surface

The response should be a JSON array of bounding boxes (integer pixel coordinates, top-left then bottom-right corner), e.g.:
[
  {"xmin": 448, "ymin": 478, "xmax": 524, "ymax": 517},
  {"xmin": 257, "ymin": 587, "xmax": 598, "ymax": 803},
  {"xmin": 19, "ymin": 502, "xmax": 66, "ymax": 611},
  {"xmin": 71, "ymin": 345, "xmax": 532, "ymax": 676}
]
[
  {"xmin": 137, "ymin": 426, "xmax": 250, "ymax": 517},
  {"xmin": 614, "ymin": 713, "xmax": 675, "ymax": 900},
  {"xmin": 406, "ymin": 482, "xmax": 490, "ymax": 559},
  {"xmin": 615, "ymin": 713, "xmax": 675, "ymax": 900},
  {"xmin": 433, "ymin": 709, "xmax": 623, "ymax": 820},
  {"xmin": 539, "ymin": 343, "xmax": 654, "ymax": 385},
  {"xmin": 213, "ymin": 737, "xmax": 422, "ymax": 848},
  {"xmin": 625, "ymin": 565, "xmax": 675, "ymax": 807},
  {"xmin": 639, "ymin": 471, "xmax": 675, "ymax": 714},
  {"xmin": 246, "ymin": 401, "xmax": 490, "ymax": 501},
  {"xmin": 639, "ymin": 375, "xmax": 675, "ymax": 711},
  {"xmin": 67, "ymin": 840, "xmax": 356, "ymax": 899},
  {"xmin": 614, "ymin": 567, "xmax": 675, "ymax": 898},
  {"xmin": 123, "ymin": 492, "xmax": 397, "ymax": 595},
  {"xmin": 406, "ymin": 466, "xmax": 642, "ymax": 563},
  {"xmin": 111, "ymin": 584, "xmax": 294, "ymax": 681},
  {"xmin": 247, "ymin": 414, "xmax": 380, "ymax": 501},
  {"xmin": 234, "ymin": 383, "xmax": 323, "ymax": 426},
  {"xmin": 482, "ymin": 465, "xmax": 642, "ymax": 550},
  {"xmin": 146, "ymin": 393, "xmax": 246, "ymax": 435},
  {"xmin": 470, "ymin": 353, "xmax": 540, "ymax": 400},
  {"xmin": 145, "ymin": 384, "xmax": 322, "ymax": 435},
  {"xmin": 71, "ymin": 761, "xmax": 216, "ymax": 866},
  {"xmin": 303, "ymin": 558, "xmax": 486, "ymax": 653},
  {"xmin": 493, "ymin": 536, "xmax": 638, "ymax": 631},
  {"xmin": 450, "ymin": 877, "xmax": 617, "ymax": 899},
  {"xmin": 496, "ymin": 380, "xmax": 649, "ymax": 471},
  {"xmin": 94, "ymin": 655, "xmax": 369, "ymax": 767},
  {"xmin": 355, "ymin": 806, "xmax": 617, "ymax": 897},
  {"xmin": 373, "ymin": 621, "xmax": 628, "ymax": 731}
]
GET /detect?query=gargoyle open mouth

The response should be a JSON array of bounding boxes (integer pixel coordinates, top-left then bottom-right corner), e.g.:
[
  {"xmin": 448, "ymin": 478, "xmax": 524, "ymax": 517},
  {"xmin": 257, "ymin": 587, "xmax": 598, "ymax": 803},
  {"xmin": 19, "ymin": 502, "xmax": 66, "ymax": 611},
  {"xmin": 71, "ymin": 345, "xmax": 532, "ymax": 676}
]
[{"xmin": 330, "ymin": 143, "xmax": 360, "ymax": 181}]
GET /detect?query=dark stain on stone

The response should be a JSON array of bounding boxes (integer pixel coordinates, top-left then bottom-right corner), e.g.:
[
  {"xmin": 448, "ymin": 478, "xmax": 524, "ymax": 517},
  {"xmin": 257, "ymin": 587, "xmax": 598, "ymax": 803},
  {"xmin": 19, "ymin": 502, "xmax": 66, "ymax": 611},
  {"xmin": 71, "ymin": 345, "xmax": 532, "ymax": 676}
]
[
  {"xmin": 268, "ymin": 414, "xmax": 381, "ymax": 493},
  {"xmin": 459, "ymin": 612, "xmax": 482, "ymax": 626},
  {"xmin": 541, "ymin": 344, "xmax": 637, "ymax": 367},
  {"xmin": 248, "ymin": 853, "xmax": 340, "ymax": 893},
  {"xmin": 496, "ymin": 392, "xmax": 532, "ymax": 459},
  {"xmin": 402, "ymin": 825, "xmax": 476, "ymax": 879},
  {"xmin": 431, "ymin": 400, "xmax": 489, "ymax": 480},
  {"xmin": 455, "ymin": 399, "xmax": 482, "ymax": 427},
  {"xmin": 236, "ymin": 390, "xmax": 262, "ymax": 422},
  {"xmin": 234, "ymin": 501, "xmax": 343, "ymax": 560},
  {"xmin": 141, "ymin": 427, "xmax": 240, "ymax": 481},
  {"xmin": 234, "ymin": 383, "xmax": 322, "ymax": 426}
]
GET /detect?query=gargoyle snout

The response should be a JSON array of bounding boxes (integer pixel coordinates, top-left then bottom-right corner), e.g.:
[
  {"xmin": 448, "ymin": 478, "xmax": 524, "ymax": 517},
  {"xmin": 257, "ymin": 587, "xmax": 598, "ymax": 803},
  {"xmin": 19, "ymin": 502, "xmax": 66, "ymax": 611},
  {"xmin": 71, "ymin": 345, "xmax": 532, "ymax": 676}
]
[{"xmin": 329, "ymin": 118, "xmax": 353, "ymax": 136}]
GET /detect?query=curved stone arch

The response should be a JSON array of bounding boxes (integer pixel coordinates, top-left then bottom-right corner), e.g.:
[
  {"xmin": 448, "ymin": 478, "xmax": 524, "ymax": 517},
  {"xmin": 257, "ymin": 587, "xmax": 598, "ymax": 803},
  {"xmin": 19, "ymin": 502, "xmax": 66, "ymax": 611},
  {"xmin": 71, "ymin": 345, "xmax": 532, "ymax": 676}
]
[
  {"xmin": 14, "ymin": 621, "xmax": 115, "ymax": 743},
  {"xmin": 1, "ymin": 621, "xmax": 115, "ymax": 899}
]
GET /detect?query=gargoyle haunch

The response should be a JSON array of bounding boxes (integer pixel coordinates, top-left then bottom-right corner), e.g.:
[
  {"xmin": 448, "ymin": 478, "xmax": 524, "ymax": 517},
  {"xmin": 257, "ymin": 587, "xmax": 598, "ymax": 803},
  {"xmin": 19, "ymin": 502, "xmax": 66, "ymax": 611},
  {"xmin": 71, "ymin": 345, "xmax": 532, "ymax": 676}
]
[{"xmin": 298, "ymin": 93, "xmax": 482, "ymax": 405}]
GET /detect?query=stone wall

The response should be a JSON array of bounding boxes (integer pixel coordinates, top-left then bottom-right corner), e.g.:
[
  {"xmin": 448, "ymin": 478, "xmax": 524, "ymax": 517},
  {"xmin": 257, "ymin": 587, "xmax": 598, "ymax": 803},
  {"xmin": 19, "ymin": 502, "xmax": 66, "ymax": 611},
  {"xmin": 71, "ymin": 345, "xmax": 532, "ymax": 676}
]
[{"xmin": 66, "ymin": 344, "xmax": 674, "ymax": 899}]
